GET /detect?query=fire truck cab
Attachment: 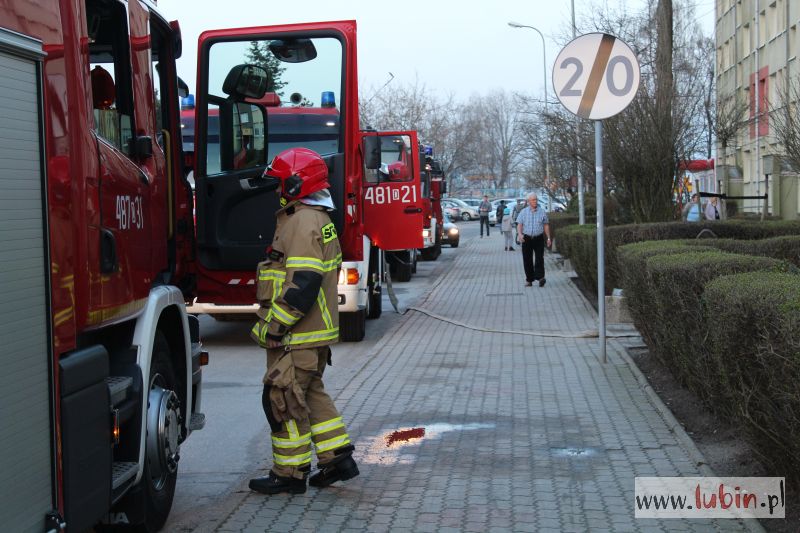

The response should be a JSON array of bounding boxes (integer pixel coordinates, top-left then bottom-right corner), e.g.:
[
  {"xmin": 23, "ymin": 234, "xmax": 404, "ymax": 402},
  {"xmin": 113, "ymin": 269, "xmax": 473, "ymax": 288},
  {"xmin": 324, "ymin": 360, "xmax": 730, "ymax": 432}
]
[
  {"xmin": 418, "ymin": 145, "xmax": 446, "ymax": 261},
  {"xmin": 190, "ymin": 21, "xmax": 423, "ymax": 342},
  {"xmin": 0, "ymin": 0, "xmax": 204, "ymax": 531}
]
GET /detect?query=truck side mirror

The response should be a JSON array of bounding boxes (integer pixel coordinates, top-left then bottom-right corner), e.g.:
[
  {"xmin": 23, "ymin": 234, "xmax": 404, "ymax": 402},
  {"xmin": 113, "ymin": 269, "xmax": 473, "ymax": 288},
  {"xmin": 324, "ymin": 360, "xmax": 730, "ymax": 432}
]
[
  {"xmin": 131, "ymin": 135, "xmax": 153, "ymax": 161},
  {"xmin": 363, "ymin": 136, "xmax": 380, "ymax": 169},
  {"xmin": 440, "ymin": 181, "xmax": 447, "ymax": 194}
]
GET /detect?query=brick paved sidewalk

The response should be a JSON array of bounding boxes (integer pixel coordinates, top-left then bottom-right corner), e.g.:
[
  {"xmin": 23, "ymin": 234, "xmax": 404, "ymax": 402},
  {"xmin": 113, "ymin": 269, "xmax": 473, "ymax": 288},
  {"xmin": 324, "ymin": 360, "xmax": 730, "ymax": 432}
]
[{"xmin": 212, "ymin": 234, "xmax": 757, "ymax": 532}]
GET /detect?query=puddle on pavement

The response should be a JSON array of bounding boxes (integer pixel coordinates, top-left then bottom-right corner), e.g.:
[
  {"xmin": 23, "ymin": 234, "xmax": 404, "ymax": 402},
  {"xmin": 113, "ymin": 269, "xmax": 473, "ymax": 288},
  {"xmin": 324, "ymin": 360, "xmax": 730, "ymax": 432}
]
[
  {"xmin": 550, "ymin": 447, "xmax": 604, "ymax": 458},
  {"xmin": 360, "ymin": 423, "xmax": 495, "ymax": 465}
]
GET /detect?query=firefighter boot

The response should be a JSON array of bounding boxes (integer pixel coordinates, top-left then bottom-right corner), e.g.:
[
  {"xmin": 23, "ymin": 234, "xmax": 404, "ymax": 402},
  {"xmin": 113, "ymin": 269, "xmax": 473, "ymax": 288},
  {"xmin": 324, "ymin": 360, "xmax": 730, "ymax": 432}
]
[
  {"xmin": 309, "ymin": 445, "xmax": 359, "ymax": 488},
  {"xmin": 249, "ymin": 470, "xmax": 308, "ymax": 495}
]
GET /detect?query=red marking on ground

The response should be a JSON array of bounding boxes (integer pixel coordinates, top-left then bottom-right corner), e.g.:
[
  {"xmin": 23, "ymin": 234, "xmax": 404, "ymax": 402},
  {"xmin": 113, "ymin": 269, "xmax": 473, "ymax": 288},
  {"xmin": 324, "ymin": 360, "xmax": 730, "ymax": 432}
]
[{"xmin": 385, "ymin": 427, "xmax": 426, "ymax": 447}]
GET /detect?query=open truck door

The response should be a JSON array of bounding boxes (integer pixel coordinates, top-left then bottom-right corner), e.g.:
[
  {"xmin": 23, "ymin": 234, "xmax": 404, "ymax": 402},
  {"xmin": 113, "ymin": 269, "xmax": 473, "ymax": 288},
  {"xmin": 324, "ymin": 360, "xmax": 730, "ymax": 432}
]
[
  {"xmin": 192, "ymin": 22, "xmax": 356, "ymax": 305},
  {"xmin": 361, "ymin": 131, "xmax": 424, "ymax": 250}
]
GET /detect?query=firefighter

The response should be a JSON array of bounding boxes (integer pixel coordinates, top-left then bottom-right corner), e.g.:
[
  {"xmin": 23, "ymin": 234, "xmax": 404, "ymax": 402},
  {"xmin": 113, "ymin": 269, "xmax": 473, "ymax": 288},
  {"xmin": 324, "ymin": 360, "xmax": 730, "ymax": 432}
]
[{"xmin": 249, "ymin": 147, "xmax": 359, "ymax": 494}]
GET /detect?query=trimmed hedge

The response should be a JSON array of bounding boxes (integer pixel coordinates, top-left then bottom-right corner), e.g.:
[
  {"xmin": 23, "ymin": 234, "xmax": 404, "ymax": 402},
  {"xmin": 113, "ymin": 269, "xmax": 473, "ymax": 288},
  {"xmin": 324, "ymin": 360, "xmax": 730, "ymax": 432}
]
[
  {"xmin": 685, "ymin": 235, "xmax": 800, "ymax": 267},
  {"xmin": 639, "ymin": 252, "xmax": 796, "ymax": 403},
  {"xmin": 704, "ymin": 272, "xmax": 800, "ymax": 475},
  {"xmin": 557, "ymin": 225, "xmax": 598, "ymax": 284},
  {"xmin": 548, "ymin": 213, "xmax": 596, "ymax": 242},
  {"xmin": 558, "ymin": 220, "xmax": 800, "ymax": 295},
  {"xmin": 617, "ymin": 241, "xmax": 716, "ymax": 345}
]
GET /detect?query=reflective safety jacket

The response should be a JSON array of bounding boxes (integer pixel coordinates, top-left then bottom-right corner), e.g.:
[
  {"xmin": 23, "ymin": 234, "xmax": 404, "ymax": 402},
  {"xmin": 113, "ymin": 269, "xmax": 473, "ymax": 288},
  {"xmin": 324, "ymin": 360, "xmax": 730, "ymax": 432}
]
[{"xmin": 251, "ymin": 201, "xmax": 342, "ymax": 349}]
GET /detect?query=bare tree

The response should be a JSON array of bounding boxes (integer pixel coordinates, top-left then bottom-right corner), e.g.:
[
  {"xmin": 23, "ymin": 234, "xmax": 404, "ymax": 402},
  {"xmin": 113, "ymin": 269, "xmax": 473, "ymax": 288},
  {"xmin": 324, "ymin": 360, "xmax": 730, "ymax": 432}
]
[
  {"xmin": 358, "ymin": 80, "xmax": 482, "ymax": 185},
  {"xmin": 547, "ymin": 0, "xmax": 713, "ymax": 222},
  {"xmin": 771, "ymin": 74, "xmax": 800, "ymax": 172}
]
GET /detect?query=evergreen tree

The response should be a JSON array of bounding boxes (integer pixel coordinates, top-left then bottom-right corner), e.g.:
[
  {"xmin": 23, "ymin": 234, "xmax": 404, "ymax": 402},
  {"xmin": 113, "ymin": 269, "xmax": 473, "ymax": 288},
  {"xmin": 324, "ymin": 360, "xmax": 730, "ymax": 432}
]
[{"xmin": 245, "ymin": 41, "xmax": 287, "ymax": 95}]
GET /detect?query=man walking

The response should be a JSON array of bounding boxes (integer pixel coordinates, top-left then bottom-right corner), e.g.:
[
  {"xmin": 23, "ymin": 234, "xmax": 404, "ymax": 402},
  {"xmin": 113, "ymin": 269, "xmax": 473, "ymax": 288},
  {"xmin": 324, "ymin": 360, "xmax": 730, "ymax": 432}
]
[
  {"xmin": 516, "ymin": 193, "xmax": 552, "ymax": 287},
  {"xmin": 478, "ymin": 195, "xmax": 492, "ymax": 237},
  {"xmin": 249, "ymin": 148, "xmax": 359, "ymax": 495}
]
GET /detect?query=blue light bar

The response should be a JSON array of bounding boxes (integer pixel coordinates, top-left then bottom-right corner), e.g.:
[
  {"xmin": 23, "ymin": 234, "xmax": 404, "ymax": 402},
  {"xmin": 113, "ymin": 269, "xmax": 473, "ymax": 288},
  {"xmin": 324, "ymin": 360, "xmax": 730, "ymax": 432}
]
[
  {"xmin": 181, "ymin": 94, "xmax": 195, "ymax": 110},
  {"xmin": 424, "ymin": 145, "xmax": 434, "ymax": 156},
  {"xmin": 321, "ymin": 91, "xmax": 336, "ymax": 108}
]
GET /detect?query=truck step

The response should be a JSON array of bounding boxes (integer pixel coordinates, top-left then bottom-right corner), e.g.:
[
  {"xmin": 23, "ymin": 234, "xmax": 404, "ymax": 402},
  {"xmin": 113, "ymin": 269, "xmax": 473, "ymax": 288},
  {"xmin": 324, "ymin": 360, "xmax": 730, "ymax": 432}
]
[
  {"xmin": 188, "ymin": 412, "xmax": 206, "ymax": 431},
  {"xmin": 111, "ymin": 461, "xmax": 138, "ymax": 490},
  {"xmin": 105, "ymin": 376, "xmax": 133, "ymax": 406}
]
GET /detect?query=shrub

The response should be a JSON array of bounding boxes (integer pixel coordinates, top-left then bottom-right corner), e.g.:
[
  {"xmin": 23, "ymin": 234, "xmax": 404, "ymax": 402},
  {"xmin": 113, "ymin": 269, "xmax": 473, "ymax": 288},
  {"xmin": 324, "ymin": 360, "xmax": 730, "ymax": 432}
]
[
  {"xmin": 617, "ymin": 241, "xmax": 715, "ymax": 345},
  {"xmin": 549, "ymin": 213, "xmax": 595, "ymax": 242},
  {"xmin": 685, "ymin": 235, "xmax": 800, "ymax": 267},
  {"xmin": 704, "ymin": 272, "xmax": 800, "ymax": 476},
  {"xmin": 642, "ymin": 252, "xmax": 796, "ymax": 403},
  {"xmin": 557, "ymin": 225, "xmax": 597, "ymax": 284},
  {"xmin": 557, "ymin": 220, "xmax": 800, "ymax": 295}
]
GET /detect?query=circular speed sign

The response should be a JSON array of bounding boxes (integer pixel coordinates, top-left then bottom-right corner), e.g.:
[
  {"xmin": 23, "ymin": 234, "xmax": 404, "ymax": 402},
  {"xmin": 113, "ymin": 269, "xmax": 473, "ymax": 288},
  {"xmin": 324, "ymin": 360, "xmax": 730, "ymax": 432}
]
[{"xmin": 552, "ymin": 33, "xmax": 640, "ymax": 120}]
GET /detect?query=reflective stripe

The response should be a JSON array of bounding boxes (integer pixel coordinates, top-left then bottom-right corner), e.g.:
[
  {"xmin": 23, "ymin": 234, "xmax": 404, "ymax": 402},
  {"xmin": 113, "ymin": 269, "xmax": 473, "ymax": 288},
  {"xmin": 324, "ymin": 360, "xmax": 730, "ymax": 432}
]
[
  {"xmin": 317, "ymin": 290, "xmax": 333, "ymax": 330},
  {"xmin": 286, "ymin": 420, "xmax": 300, "ymax": 440},
  {"xmin": 286, "ymin": 254, "xmax": 342, "ymax": 273},
  {"xmin": 286, "ymin": 328, "xmax": 339, "ymax": 346},
  {"xmin": 273, "ymin": 451, "xmax": 312, "ymax": 466},
  {"xmin": 272, "ymin": 433, "xmax": 312, "ymax": 449},
  {"xmin": 314, "ymin": 434, "xmax": 351, "ymax": 453},
  {"xmin": 258, "ymin": 269, "xmax": 286, "ymax": 281},
  {"xmin": 271, "ymin": 303, "xmax": 298, "ymax": 326},
  {"xmin": 311, "ymin": 417, "xmax": 345, "ymax": 436}
]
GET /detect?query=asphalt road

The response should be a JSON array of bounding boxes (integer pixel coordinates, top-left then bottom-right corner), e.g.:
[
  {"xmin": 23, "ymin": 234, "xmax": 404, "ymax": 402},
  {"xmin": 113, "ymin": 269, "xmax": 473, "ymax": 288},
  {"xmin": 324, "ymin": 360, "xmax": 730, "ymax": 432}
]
[{"xmin": 164, "ymin": 221, "xmax": 481, "ymax": 531}]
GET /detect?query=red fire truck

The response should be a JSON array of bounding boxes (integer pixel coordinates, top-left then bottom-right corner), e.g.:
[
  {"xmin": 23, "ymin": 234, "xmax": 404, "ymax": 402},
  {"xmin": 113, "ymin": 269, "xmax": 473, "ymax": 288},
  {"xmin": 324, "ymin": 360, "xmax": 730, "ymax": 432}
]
[
  {"xmin": 188, "ymin": 22, "xmax": 424, "ymax": 341},
  {"xmin": 418, "ymin": 145, "xmax": 446, "ymax": 260},
  {"xmin": 373, "ymin": 131, "xmax": 423, "ymax": 284},
  {"xmin": 0, "ymin": 0, "xmax": 206, "ymax": 531}
]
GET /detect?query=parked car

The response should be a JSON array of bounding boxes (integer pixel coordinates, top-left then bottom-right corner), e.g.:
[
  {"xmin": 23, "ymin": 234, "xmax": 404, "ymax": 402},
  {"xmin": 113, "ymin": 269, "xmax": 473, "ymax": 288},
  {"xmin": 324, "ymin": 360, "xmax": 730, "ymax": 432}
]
[
  {"xmin": 442, "ymin": 198, "xmax": 479, "ymax": 221},
  {"xmin": 442, "ymin": 202, "xmax": 461, "ymax": 220},
  {"xmin": 461, "ymin": 198, "xmax": 495, "ymax": 224},
  {"xmin": 441, "ymin": 213, "xmax": 460, "ymax": 247}
]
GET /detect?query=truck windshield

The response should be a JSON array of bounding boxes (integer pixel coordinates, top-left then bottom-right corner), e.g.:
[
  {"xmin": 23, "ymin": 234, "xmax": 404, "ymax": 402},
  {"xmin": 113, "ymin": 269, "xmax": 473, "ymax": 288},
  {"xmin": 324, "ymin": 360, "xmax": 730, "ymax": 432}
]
[{"xmin": 203, "ymin": 36, "xmax": 343, "ymax": 174}]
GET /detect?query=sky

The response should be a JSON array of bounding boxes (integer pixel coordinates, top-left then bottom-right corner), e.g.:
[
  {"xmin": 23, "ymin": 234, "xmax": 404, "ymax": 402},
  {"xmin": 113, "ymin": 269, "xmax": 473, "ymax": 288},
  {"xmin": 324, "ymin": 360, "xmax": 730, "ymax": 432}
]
[{"xmin": 157, "ymin": 0, "xmax": 716, "ymax": 103}]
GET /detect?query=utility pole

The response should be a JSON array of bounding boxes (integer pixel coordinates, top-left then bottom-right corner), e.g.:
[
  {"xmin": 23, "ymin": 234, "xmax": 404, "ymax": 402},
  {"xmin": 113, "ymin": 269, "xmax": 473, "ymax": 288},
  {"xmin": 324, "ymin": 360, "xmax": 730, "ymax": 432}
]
[{"xmin": 572, "ymin": 0, "xmax": 586, "ymax": 224}]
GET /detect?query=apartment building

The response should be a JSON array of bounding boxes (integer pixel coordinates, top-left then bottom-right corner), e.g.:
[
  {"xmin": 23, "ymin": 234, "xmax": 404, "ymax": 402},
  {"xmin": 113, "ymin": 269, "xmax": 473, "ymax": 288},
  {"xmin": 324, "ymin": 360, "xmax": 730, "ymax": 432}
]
[{"xmin": 716, "ymin": 0, "xmax": 799, "ymax": 219}]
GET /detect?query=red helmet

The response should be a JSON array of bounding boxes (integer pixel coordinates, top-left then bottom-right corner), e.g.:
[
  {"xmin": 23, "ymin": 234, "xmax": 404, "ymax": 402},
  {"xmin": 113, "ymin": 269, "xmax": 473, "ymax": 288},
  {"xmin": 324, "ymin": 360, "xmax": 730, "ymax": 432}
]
[{"xmin": 263, "ymin": 147, "xmax": 330, "ymax": 201}]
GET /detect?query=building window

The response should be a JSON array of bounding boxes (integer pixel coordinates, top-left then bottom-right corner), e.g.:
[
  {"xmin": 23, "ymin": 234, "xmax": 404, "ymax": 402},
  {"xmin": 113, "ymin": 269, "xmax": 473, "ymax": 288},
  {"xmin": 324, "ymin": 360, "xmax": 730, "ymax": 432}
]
[{"xmin": 749, "ymin": 67, "xmax": 770, "ymax": 138}]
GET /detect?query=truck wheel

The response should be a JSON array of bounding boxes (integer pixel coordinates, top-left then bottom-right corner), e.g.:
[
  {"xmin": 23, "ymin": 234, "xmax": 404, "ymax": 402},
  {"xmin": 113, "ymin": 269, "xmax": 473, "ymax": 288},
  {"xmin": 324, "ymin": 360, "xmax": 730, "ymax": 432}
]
[
  {"xmin": 366, "ymin": 283, "xmax": 382, "ymax": 319},
  {"xmin": 135, "ymin": 332, "xmax": 180, "ymax": 531},
  {"xmin": 340, "ymin": 310, "xmax": 366, "ymax": 342},
  {"xmin": 451, "ymin": 239, "xmax": 459, "ymax": 248},
  {"xmin": 394, "ymin": 262, "xmax": 412, "ymax": 282}
]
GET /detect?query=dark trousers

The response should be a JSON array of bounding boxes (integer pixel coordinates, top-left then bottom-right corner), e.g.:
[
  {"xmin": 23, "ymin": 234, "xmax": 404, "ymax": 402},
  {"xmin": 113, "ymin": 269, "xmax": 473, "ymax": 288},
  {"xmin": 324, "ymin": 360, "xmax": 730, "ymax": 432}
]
[
  {"xmin": 479, "ymin": 216, "xmax": 490, "ymax": 236},
  {"xmin": 521, "ymin": 234, "xmax": 545, "ymax": 282}
]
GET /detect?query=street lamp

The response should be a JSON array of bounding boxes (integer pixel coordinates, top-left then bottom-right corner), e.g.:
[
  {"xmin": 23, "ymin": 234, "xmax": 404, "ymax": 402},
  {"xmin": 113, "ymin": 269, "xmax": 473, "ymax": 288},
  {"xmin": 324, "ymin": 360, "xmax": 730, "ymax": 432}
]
[{"xmin": 508, "ymin": 21, "xmax": 552, "ymax": 212}]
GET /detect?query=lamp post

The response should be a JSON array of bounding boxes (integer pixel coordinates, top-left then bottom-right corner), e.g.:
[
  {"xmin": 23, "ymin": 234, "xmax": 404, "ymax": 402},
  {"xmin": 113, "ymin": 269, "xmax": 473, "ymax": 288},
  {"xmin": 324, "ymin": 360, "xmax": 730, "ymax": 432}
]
[{"xmin": 508, "ymin": 21, "xmax": 551, "ymax": 212}]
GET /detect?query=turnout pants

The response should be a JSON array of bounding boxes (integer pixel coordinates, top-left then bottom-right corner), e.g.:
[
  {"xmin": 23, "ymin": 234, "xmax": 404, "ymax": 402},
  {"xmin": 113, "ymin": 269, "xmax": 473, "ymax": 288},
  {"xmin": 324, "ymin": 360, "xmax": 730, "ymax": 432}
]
[
  {"xmin": 263, "ymin": 346, "xmax": 351, "ymax": 479},
  {"xmin": 479, "ymin": 215, "xmax": 490, "ymax": 236},
  {"xmin": 521, "ymin": 234, "xmax": 545, "ymax": 282}
]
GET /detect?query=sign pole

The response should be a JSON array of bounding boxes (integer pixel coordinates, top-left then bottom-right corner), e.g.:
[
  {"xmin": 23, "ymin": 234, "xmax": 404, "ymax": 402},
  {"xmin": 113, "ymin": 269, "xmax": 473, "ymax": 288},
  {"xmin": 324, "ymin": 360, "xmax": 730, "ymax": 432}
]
[
  {"xmin": 551, "ymin": 32, "xmax": 640, "ymax": 364},
  {"xmin": 595, "ymin": 120, "xmax": 606, "ymax": 363}
]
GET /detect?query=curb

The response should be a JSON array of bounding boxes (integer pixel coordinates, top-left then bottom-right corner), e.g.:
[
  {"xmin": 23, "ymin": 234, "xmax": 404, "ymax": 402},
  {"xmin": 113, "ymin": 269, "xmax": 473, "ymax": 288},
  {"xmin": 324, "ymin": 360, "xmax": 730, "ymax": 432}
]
[{"xmin": 609, "ymin": 341, "xmax": 767, "ymax": 533}]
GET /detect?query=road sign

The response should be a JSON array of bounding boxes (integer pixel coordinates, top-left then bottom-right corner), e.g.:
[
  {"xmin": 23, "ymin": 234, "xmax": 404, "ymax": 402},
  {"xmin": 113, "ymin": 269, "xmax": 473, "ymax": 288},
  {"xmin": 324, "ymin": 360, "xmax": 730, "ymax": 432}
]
[{"xmin": 552, "ymin": 33, "xmax": 640, "ymax": 120}]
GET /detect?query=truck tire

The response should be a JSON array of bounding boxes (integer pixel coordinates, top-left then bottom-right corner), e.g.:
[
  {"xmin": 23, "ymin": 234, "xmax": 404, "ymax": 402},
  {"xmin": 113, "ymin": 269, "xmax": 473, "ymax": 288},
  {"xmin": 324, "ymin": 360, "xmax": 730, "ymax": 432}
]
[
  {"xmin": 394, "ymin": 262, "xmax": 412, "ymax": 282},
  {"xmin": 340, "ymin": 310, "xmax": 366, "ymax": 342},
  {"xmin": 134, "ymin": 332, "xmax": 180, "ymax": 532},
  {"xmin": 366, "ymin": 283, "xmax": 382, "ymax": 319},
  {"xmin": 420, "ymin": 243, "xmax": 441, "ymax": 261}
]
